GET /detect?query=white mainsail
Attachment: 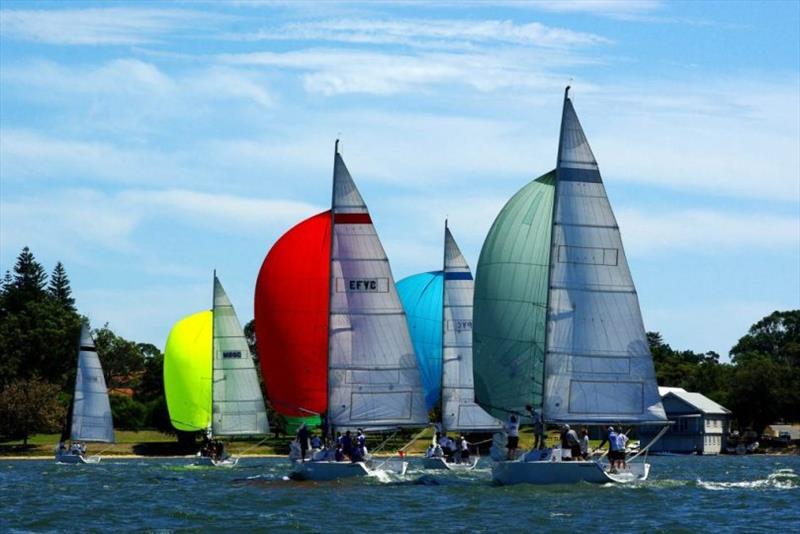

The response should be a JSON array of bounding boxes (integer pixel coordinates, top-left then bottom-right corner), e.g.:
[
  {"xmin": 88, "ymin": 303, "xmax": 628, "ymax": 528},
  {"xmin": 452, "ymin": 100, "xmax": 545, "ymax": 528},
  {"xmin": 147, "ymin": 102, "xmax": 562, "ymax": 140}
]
[
  {"xmin": 327, "ymin": 148, "xmax": 428, "ymax": 428},
  {"xmin": 441, "ymin": 225, "xmax": 502, "ymax": 432},
  {"xmin": 71, "ymin": 325, "xmax": 114, "ymax": 443},
  {"xmin": 543, "ymin": 93, "xmax": 666, "ymax": 424},
  {"xmin": 212, "ymin": 275, "xmax": 269, "ymax": 436}
]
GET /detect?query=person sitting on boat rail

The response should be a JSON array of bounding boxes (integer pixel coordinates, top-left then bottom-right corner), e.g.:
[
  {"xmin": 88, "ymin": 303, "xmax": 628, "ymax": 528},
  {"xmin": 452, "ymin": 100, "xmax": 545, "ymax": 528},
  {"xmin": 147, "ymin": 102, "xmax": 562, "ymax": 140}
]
[
  {"xmin": 505, "ymin": 415, "xmax": 520, "ymax": 460},
  {"xmin": 310, "ymin": 434, "xmax": 322, "ymax": 450}
]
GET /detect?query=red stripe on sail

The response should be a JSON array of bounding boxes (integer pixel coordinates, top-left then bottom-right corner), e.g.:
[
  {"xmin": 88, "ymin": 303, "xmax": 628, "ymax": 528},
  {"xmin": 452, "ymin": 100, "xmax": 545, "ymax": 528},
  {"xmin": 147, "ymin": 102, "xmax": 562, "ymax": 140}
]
[
  {"xmin": 334, "ymin": 213, "xmax": 372, "ymax": 224},
  {"xmin": 255, "ymin": 210, "xmax": 331, "ymax": 417}
]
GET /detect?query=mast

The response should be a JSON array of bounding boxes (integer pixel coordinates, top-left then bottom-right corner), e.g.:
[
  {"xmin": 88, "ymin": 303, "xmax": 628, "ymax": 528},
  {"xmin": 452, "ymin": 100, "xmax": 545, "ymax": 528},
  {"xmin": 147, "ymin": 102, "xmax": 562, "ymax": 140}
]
[
  {"xmin": 210, "ymin": 269, "xmax": 216, "ymax": 439},
  {"xmin": 541, "ymin": 86, "xmax": 570, "ymax": 424},
  {"xmin": 325, "ymin": 139, "xmax": 338, "ymax": 442},
  {"xmin": 438, "ymin": 219, "xmax": 448, "ymax": 434}
]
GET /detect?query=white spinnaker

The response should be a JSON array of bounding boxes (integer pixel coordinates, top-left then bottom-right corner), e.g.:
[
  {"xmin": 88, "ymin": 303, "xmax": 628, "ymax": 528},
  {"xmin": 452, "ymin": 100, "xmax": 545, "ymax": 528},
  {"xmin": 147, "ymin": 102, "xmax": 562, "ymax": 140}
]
[
  {"xmin": 212, "ymin": 276, "xmax": 269, "ymax": 436},
  {"xmin": 328, "ymin": 151, "xmax": 428, "ymax": 428},
  {"xmin": 441, "ymin": 226, "xmax": 503, "ymax": 432},
  {"xmin": 71, "ymin": 325, "xmax": 115, "ymax": 443},
  {"xmin": 543, "ymin": 96, "xmax": 666, "ymax": 424}
]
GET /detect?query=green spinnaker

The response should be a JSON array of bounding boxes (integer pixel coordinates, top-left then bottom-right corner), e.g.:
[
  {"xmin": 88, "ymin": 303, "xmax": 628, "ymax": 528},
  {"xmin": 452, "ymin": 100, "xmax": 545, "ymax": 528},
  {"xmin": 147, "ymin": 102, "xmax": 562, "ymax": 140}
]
[
  {"xmin": 164, "ymin": 310, "xmax": 213, "ymax": 432},
  {"xmin": 472, "ymin": 170, "xmax": 555, "ymax": 421}
]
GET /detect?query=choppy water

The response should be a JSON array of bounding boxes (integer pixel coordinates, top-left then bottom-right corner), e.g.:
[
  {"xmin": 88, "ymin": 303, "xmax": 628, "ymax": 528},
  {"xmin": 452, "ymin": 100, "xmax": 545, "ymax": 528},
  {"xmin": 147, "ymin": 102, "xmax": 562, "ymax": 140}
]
[{"xmin": 1, "ymin": 455, "xmax": 798, "ymax": 532}]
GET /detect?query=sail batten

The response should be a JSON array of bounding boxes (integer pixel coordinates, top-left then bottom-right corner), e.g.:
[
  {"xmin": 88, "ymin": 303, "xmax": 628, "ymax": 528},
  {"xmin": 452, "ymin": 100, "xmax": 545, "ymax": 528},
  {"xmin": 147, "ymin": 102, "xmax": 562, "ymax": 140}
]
[
  {"xmin": 212, "ymin": 276, "xmax": 269, "ymax": 437},
  {"xmin": 70, "ymin": 325, "xmax": 114, "ymax": 443}
]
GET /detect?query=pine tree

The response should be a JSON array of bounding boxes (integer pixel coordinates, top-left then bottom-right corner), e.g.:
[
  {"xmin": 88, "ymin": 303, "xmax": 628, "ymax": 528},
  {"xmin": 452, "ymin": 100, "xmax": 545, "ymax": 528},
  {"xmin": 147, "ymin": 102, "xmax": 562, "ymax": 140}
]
[
  {"xmin": 1, "ymin": 270, "xmax": 12, "ymax": 292},
  {"xmin": 12, "ymin": 247, "xmax": 47, "ymax": 297},
  {"xmin": 48, "ymin": 262, "xmax": 75, "ymax": 311}
]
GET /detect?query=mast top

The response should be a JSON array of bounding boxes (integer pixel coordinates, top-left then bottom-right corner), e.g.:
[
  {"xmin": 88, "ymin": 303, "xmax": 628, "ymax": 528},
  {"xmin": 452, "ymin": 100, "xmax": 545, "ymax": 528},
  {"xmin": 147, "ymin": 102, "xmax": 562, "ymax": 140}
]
[
  {"xmin": 335, "ymin": 138, "xmax": 340, "ymax": 154},
  {"xmin": 564, "ymin": 85, "xmax": 570, "ymax": 100}
]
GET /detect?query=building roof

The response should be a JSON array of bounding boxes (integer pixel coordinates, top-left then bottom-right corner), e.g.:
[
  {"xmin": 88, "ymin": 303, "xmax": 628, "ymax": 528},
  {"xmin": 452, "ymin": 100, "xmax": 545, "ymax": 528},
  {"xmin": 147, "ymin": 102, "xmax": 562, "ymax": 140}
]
[{"xmin": 658, "ymin": 387, "xmax": 731, "ymax": 415}]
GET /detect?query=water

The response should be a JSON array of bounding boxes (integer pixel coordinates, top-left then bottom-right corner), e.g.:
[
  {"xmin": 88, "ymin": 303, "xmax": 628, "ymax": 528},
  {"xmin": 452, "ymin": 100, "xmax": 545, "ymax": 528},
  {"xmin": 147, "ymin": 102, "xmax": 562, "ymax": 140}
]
[{"xmin": 2, "ymin": 455, "xmax": 798, "ymax": 532}]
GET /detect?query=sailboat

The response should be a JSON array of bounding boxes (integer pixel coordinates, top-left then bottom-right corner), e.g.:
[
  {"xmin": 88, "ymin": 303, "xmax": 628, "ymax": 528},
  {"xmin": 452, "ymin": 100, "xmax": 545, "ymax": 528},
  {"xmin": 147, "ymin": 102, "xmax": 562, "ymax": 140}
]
[
  {"xmin": 255, "ymin": 141, "xmax": 428, "ymax": 481},
  {"xmin": 55, "ymin": 324, "xmax": 115, "ymax": 464},
  {"xmin": 472, "ymin": 87, "xmax": 668, "ymax": 485},
  {"xmin": 164, "ymin": 273, "xmax": 269, "ymax": 467},
  {"xmin": 397, "ymin": 222, "xmax": 502, "ymax": 470}
]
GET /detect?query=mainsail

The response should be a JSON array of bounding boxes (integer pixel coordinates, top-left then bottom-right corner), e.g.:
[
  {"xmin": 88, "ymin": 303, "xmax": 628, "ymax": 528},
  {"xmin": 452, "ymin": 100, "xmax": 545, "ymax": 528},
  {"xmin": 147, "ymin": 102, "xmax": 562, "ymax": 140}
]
[
  {"xmin": 255, "ymin": 211, "xmax": 331, "ymax": 418},
  {"xmin": 327, "ymin": 147, "xmax": 428, "ymax": 428},
  {"xmin": 396, "ymin": 271, "xmax": 443, "ymax": 411},
  {"xmin": 441, "ymin": 225, "xmax": 502, "ymax": 432},
  {"xmin": 212, "ymin": 275, "xmax": 269, "ymax": 436},
  {"xmin": 472, "ymin": 172, "xmax": 555, "ymax": 421},
  {"xmin": 70, "ymin": 325, "xmax": 114, "ymax": 443},
  {"xmin": 543, "ymin": 91, "xmax": 665, "ymax": 424},
  {"xmin": 164, "ymin": 310, "xmax": 213, "ymax": 431}
]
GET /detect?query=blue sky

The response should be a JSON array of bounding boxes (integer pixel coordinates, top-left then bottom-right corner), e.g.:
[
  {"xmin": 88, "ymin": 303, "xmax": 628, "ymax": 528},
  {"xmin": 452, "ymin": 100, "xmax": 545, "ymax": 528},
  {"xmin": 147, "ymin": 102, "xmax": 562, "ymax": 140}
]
[{"xmin": 1, "ymin": 0, "xmax": 798, "ymax": 358}]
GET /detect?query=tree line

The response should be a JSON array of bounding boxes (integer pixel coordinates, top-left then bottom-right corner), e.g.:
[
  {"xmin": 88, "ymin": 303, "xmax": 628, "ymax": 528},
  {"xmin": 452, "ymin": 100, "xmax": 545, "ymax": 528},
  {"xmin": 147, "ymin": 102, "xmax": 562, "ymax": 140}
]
[{"xmin": 1, "ymin": 246, "xmax": 797, "ymax": 443}]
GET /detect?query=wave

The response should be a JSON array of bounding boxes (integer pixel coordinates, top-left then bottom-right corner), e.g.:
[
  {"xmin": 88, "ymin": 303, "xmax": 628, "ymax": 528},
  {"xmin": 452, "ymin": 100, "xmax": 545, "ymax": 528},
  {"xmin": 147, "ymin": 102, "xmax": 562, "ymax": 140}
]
[{"xmin": 697, "ymin": 469, "xmax": 797, "ymax": 491}]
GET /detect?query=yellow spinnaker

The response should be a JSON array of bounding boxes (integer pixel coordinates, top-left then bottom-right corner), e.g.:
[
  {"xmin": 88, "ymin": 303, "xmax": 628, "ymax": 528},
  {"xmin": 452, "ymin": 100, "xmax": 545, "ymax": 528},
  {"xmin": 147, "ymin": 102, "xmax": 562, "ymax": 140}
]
[{"xmin": 164, "ymin": 310, "xmax": 212, "ymax": 432}]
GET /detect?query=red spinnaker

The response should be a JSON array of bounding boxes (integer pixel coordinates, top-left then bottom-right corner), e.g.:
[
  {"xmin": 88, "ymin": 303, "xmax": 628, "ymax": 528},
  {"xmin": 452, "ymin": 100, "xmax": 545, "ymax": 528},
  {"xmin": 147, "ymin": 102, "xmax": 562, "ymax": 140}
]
[{"xmin": 255, "ymin": 210, "xmax": 331, "ymax": 417}]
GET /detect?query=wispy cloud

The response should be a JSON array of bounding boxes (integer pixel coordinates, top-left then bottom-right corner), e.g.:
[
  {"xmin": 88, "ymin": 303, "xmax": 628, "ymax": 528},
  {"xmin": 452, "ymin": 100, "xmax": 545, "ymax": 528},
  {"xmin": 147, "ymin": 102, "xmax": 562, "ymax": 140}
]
[
  {"xmin": 231, "ymin": 17, "xmax": 610, "ymax": 48},
  {"xmin": 0, "ymin": 7, "xmax": 221, "ymax": 45},
  {"xmin": 527, "ymin": 0, "xmax": 663, "ymax": 17}
]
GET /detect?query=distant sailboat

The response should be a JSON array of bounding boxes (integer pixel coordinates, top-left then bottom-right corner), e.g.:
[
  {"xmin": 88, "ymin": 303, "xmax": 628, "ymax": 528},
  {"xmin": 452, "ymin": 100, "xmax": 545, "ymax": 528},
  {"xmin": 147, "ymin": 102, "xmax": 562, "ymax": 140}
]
[
  {"xmin": 55, "ymin": 324, "xmax": 114, "ymax": 464},
  {"xmin": 472, "ymin": 88, "xmax": 668, "ymax": 485},
  {"xmin": 255, "ymin": 141, "xmax": 428, "ymax": 481},
  {"xmin": 164, "ymin": 273, "xmax": 269, "ymax": 467},
  {"xmin": 397, "ymin": 222, "xmax": 502, "ymax": 470}
]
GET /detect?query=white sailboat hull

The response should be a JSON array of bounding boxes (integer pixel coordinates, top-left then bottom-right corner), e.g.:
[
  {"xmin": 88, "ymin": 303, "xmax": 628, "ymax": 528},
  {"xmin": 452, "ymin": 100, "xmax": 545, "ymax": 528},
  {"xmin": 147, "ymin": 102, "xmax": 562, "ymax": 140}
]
[
  {"xmin": 55, "ymin": 452, "xmax": 101, "ymax": 464},
  {"xmin": 422, "ymin": 456, "xmax": 479, "ymax": 471},
  {"xmin": 492, "ymin": 460, "xmax": 649, "ymax": 485}
]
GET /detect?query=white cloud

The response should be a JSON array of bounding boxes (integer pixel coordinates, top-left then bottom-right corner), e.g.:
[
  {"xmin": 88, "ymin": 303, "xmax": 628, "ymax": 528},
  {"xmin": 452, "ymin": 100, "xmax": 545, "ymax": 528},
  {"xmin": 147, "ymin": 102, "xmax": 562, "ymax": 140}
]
[
  {"xmin": 617, "ymin": 208, "xmax": 800, "ymax": 255},
  {"xmin": 527, "ymin": 0, "xmax": 663, "ymax": 17},
  {"xmin": 233, "ymin": 17, "xmax": 610, "ymax": 48},
  {"xmin": 0, "ymin": 7, "xmax": 220, "ymax": 45}
]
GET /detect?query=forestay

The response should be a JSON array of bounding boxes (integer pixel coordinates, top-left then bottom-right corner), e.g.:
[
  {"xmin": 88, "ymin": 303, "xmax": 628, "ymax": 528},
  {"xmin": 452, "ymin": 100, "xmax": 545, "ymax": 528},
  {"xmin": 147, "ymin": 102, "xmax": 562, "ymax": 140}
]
[
  {"xmin": 543, "ymin": 95, "xmax": 666, "ymax": 424},
  {"xmin": 71, "ymin": 325, "xmax": 115, "ymax": 443},
  {"xmin": 212, "ymin": 276, "xmax": 269, "ymax": 436},
  {"xmin": 441, "ymin": 226, "xmax": 501, "ymax": 432},
  {"xmin": 327, "ymin": 150, "xmax": 428, "ymax": 428},
  {"xmin": 472, "ymin": 172, "xmax": 555, "ymax": 422}
]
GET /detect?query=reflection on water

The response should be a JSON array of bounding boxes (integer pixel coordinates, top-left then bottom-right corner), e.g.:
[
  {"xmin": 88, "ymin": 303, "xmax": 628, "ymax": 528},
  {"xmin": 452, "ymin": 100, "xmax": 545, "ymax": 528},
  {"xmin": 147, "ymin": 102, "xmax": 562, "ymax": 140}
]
[{"xmin": 1, "ymin": 455, "xmax": 798, "ymax": 531}]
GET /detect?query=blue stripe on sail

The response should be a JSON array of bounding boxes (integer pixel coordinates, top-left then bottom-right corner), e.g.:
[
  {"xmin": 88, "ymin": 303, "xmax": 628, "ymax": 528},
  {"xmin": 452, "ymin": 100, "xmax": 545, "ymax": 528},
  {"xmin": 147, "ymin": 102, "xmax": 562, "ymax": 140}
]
[
  {"xmin": 558, "ymin": 167, "xmax": 603, "ymax": 183},
  {"xmin": 445, "ymin": 272, "xmax": 473, "ymax": 280}
]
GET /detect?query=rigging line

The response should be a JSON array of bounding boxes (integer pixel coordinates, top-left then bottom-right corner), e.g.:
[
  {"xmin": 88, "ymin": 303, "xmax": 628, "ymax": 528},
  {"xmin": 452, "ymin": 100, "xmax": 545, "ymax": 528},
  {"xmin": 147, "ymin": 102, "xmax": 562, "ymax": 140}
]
[
  {"xmin": 370, "ymin": 426, "xmax": 428, "ymax": 472},
  {"xmin": 234, "ymin": 435, "xmax": 271, "ymax": 458}
]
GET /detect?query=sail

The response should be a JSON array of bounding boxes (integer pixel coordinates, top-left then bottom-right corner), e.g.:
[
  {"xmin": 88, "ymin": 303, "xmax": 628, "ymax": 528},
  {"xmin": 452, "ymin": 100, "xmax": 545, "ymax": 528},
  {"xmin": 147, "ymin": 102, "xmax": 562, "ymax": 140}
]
[
  {"xmin": 441, "ymin": 226, "xmax": 502, "ymax": 432},
  {"xmin": 397, "ymin": 271, "xmax": 443, "ymax": 411},
  {"xmin": 70, "ymin": 325, "xmax": 114, "ymax": 443},
  {"xmin": 255, "ymin": 211, "xmax": 331, "ymax": 418},
  {"xmin": 473, "ymin": 171, "xmax": 555, "ymax": 421},
  {"xmin": 164, "ymin": 310, "xmax": 213, "ymax": 431},
  {"xmin": 543, "ymin": 94, "xmax": 666, "ymax": 424},
  {"xmin": 212, "ymin": 276, "xmax": 269, "ymax": 436},
  {"xmin": 327, "ymin": 150, "xmax": 428, "ymax": 428}
]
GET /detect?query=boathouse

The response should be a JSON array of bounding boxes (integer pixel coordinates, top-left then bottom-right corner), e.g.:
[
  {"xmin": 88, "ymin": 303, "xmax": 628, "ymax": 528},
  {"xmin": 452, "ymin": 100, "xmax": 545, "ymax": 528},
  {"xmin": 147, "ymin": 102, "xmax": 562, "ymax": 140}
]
[{"xmin": 640, "ymin": 387, "xmax": 731, "ymax": 455}]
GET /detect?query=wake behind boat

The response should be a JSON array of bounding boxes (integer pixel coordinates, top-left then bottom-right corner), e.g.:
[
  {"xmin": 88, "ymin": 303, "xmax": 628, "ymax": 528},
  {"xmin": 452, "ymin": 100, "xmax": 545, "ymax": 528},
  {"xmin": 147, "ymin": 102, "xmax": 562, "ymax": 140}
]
[
  {"xmin": 55, "ymin": 324, "xmax": 115, "ymax": 464},
  {"xmin": 472, "ymin": 88, "xmax": 669, "ymax": 485}
]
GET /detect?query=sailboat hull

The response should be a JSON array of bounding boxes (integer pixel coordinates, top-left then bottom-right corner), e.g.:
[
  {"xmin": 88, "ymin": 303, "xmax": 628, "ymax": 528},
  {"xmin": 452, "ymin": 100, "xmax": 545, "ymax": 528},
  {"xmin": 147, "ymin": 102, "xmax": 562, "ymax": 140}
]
[
  {"xmin": 55, "ymin": 452, "xmax": 101, "ymax": 464},
  {"xmin": 422, "ymin": 456, "xmax": 479, "ymax": 471},
  {"xmin": 290, "ymin": 460, "xmax": 372, "ymax": 481},
  {"xmin": 492, "ymin": 460, "xmax": 649, "ymax": 485}
]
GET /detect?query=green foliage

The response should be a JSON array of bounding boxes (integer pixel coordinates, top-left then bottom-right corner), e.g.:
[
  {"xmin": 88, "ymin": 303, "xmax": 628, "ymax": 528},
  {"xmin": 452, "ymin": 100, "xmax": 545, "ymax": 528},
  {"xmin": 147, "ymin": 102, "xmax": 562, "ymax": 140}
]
[
  {"xmin": 109, "ymin": 393, "xmax": 147, "ymax": 430},
  {"xmin": 731, "ymin": 310, "xmax": 800, "ymax": 366},
  {"xmin": 144, "ymin": 396, "xmax": 173, "ymax": 434},
  {"xmin": 0, "ymin": 377, "xmax": 66, "ymax": 445},
  {"xmin": 93, "ymin": 325, "xmax": 146, "ymax": 391},
  {"xmin": 136, "ymin": 348, "xmax": 164, "ymax": 403},
  {"xmin": 244, "ymin": 319, "xmax": 257, "ymax": 358},
  {"xmin": 47, "ymin": 262, "xmax": 75, "ymax": 311}
]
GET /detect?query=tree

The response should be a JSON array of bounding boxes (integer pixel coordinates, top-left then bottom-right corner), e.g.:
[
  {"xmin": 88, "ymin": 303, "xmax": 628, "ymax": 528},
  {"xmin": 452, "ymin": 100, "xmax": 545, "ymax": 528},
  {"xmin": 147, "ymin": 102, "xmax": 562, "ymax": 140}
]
[
  {"xmin": 0, "ymin": 377, "xmax": 66, "ymax": 445},
  {"xmin": 109, "ymin": 393, "xmax": 147, "ymax": 430},
  {"xmin": 93, "ymin": 326, "xmax": 146, "ymax": 391},
  {"xmin": 136, "ymin": 346, "xmax": 164, "ymax": 403},
  {"xmin": 244, "ymin": 319, "xmax": 257, "ymax": 358},
  {"xmin": 731, "ymin": 310, "xmax": 800, "ymax": 366},
  {"xmin": 48, "ymin": 262, "xmax": 75, "ymax": 311}
]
